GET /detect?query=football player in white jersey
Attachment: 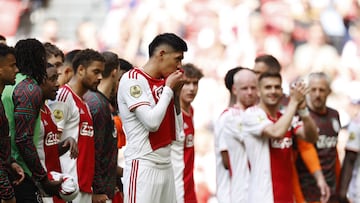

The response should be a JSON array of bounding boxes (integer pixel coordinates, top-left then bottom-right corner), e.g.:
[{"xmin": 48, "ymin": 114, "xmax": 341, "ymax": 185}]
[
  {"xmin": 222, "ymin": 68, "xmax": 258, "ymax": 203},
  {"xmin": 49, "ymin": 49, "xmax": 105, "ymax": 203},
  {"xmin": 171, "ymin": 63, "xmax": 203, "ymax": 203},
  {"xmin": 38, "ymin": 63, "xmax": 78, "ymax": 203},
  {"xmin": 339, "ymin": 109, "xmax": 360, "ymax": 203},
  {"xmin": 242, "ymin": 72, "xmax": 318, "ymax": 203},
  {"xmin": 214, "ymin": 67, "xmax": 242, "ymax": 203},
  {"xmin": 117, "ymin": 33, "xmax": 187, "ymax": 203}
]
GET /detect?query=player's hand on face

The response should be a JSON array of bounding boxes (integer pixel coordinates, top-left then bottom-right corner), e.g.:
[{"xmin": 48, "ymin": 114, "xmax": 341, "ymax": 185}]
[
  {"xmin": 62, "ymin": 137, "xmax": 78, "ymax": 159},
  {"xmin": 10, "ymin": 162, "xmax": 25, "ymax": 186},
  {"xmin": 92, "ymin": 194, "xmax": 109, "ymax": 203},
  {"xmin": 165, "ymin": 69, "xmax": 184, "ymax": 90}
]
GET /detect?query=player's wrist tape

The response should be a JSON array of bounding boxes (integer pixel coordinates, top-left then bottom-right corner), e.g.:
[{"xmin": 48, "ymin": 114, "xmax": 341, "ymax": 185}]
[{"xmin": 298, "ymin": 107, "xmax": 310, "ymax": 117}]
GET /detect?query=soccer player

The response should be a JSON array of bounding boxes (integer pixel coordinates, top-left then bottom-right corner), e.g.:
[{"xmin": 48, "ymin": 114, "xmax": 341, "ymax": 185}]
[
  {"xmin": 222, "ymin": 68, "xmax": 258, "ymax": 203},
  {"xmin": 2, "ymin": 38, "xmax": 62, "ymax": 202},
  {"xmin": 339, "ymin": 107, "xmax": 360, "ymax": 203},
  {"xmin": 0, "ymin": 43, "xmax": 24, "ymax": 203},
  {"xmin": 38, "ymin": 63, "xmax": 78, "ymax": 203},
  {"xmin": 57, "ymin": 49, "xmax": 79, "ymax": 86},
  {"xmin": 43, "ymin": 42, "xmax": 64, "ymax": 69},
  {"xmin": 254, "ymin": 54, "xmax": 330, "ymax": 202},
  {"xmin": 295, "ymin": 72, "xmax": 341, "ymax": 202},
  {"xmin": 171, "ymin": 63, "xmax": 203, "ymax": 203},
  {"xmin": 242, "ymin": 72, "xmax": 318, "ymax": 202},
  {"xmin": 117, "ymin": 33, "xmax": 187, "ymax": 203},
  {"xmin": 49, "ymin": 49, "xmax": 105, "ymax": 203},
  {"xmin": 84, "ymin": 51, "xmax": 120, "ymax": 202},
  {"xmin": 214, "ymin": 67, "xmax": 242, "ymax": 203},
  {"xmin": 253, "ymin": 54, "xmax": 281, "ymax": 76},
  {"xmin": 113, "ymin": 57, "xmax": 133, "ymax": 149},
  {"xmin": 111, "ymin": 57, "xmax": 133, "ymax": 203}
]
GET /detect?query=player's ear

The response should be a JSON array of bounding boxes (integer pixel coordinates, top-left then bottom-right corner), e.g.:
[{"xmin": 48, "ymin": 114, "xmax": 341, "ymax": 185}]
[
  {"xmin": 77, "ymin": 65, "xmax": 85, "ymax": 77},
  {"xmin": 111, "ymin": 68, "xmax": 118, "ymax": 78},
  {"xmin": 159, "ymin": 49, "xmax": 166, "ymax": 57},
  {"xmin": 64, "ymin": 66, "xmax": 73, "ymax": 74}
]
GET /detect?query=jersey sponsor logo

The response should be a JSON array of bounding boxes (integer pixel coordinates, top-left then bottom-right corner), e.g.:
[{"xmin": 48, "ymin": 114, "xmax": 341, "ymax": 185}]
[
  {"xmin": 271, "ymin": 137, "xmax": 292, "ymax": 149},
  {"xmin": 80, "ymin": 122, "xmax": 94, "ymax": 137},
  {"xmin": 185, "ymin": 134, "xmax": 194, "ymax": 148},
  {"xmin": 316, "ymin": 134, "xmax": 337, "ymax": 149},
  {"xmin": 53, "ymin": 109, "xmax": 64, "ymax": 122},
  {"xmin": 130, "ymin": 85, "xmax": 142, "ymax": 98},
  {"xmin": 45, "ymin": 131, "xmax": 60, "ymax": 146}
]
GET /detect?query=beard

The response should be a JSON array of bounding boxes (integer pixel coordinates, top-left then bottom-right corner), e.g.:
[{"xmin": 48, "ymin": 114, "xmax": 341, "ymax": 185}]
[{"xmin": 83, "ymin": 80, "xmax": 98, "ymax": 91}]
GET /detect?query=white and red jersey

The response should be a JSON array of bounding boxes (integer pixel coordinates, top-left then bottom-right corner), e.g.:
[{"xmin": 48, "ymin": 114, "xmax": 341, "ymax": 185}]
[
  {"xmin": 37, "ymin": 104, "xmax": 62, "ymax": 173},
  {"xmin": 117, "ymin": 68, "xmax": 178, "ymax": 164},
  {"xmin": 214, "ymin": 108, "xmax": 231, "ymax": 203},
  {"xmin": 345, "ymin": 114, "xmax": 360, "ymax": 202},
  {"xmin": 172, "ymin": 107, "xmax": 197, "ymax": 203},
  {"xmin": 243, "ymin": 105, "xmax": 301, "ymax": 203},
  {"xmin": 222, "ymin": 107, "xmax": 249, "ymax": 203},
  {"xmin": 49, "ymin": 84, "xmax": 95, "ymax": 194},
  {"xmin": 37, "ymin": 104, "xmax": 65, "ymax": 203}
]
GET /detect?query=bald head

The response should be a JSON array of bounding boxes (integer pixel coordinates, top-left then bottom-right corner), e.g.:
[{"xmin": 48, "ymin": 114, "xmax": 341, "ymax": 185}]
[
  {"xmin": 233, "ymin": 68, "xmax": 258, "ymax": 108},
  {"xmin": 234, "ymin": 69, "xmax": 257, "ymax": 85}
]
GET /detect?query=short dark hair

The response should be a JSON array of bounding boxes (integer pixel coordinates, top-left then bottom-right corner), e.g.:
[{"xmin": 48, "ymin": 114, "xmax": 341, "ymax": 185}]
[
  {"xmin": 119, "ymin": 58, "xmax": 133, "ymax": 72},
  {"xmin": 72, "ymin": 49, "xmax": 105, "ymax": 73},
  {"xmin": 224, "ymin": 67, "xmax": 244, "ymax": 92},
  {"xmin": 43, "ymin": 42, "xmax": 64, "ymax": 62},
  {"xmin": 101, "ymin": 51, "xmax": 119, "ymax": 78},
  {"xmin": 15, "ymin": 38, "xmax": 47, "ymax": 84},
  {"xmin": 148, "ymin": 33, "xmax": 188, "ymax": 57},
  {"xmin": 0, "ymin": 44, "xmax": 15, "ymax": 58},
  {"xmin": 64, "ymin": 49, "xmax": 81, "ymax": 67},
  {"xmin": 258, "ymin": 71, "xmax": 282, "ymax": 84},
  {"xmin": 255, "ymin": 54, "xmax": 281, "ymax": 73},
  {"xmin": 182, "ymin": 63, "xmax": 203, "ymax": 79}
]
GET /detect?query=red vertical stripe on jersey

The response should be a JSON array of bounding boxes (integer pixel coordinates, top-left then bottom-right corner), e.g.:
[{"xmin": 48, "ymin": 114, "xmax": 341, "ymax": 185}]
[
  {"xmin": 62, "ymin": 85, "xmax": 95, "ymax": 193},
  {"xmin": 129, "ymin": 160, "xmax": 139, "ymax": 203},
  {"xmin": 134, "ymin": 68, "xmax": 175, "ymax": 150}
]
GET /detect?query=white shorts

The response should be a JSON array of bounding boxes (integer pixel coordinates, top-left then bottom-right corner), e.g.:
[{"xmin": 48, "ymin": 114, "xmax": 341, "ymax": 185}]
[{"xmin": 124, "ymin": 159, "xmax": 176, "ymax": 203}]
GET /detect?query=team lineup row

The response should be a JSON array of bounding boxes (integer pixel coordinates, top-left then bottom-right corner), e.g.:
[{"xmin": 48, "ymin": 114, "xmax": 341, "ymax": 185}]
[{"xmin": 0, "ymin": 32, "xmax": 359, "ymax": 203}]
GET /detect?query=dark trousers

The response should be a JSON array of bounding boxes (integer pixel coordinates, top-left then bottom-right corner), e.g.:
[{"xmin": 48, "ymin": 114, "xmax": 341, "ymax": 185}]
[{"xmin": 13, "ymin": 175, "xmax": 42, "ymax": 203}]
